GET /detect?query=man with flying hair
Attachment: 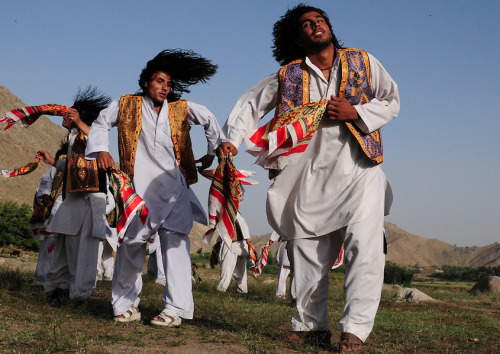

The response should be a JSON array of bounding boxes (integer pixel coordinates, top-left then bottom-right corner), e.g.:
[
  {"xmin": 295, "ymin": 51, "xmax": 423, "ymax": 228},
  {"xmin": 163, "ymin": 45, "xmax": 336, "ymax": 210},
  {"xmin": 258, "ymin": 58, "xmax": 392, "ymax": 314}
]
[
  {"xmin": 219, "ymin": 4, "xmax": 400, "ymax": 351},
  {"xmin": 37, "ymin": 87, "xmax": 111, "ymax": 301},
  {"xmin": 86, "ymin": 49, "xmax": 221, "ymax": 327}
]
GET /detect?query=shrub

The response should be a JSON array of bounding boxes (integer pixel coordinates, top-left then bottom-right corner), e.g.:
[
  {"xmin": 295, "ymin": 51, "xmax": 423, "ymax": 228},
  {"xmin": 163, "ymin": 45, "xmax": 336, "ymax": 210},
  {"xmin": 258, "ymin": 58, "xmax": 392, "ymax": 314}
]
[
  {"xmin": 384, "ymin": 261, "xmax": 414, "ymax": 287},
  {"xmin": 0, "ymin": 200, "xmax": 39, "ymax": 251}
]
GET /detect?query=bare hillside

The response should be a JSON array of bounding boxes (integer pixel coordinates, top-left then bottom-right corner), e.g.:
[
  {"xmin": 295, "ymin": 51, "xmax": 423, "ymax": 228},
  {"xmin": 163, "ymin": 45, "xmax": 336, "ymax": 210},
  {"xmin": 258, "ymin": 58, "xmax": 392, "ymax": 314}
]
[
  {"xmin": 0, "ymin": 86, "xmax": 67, "ymax": 205},
  {"xmin": 385, "ymin": 222, "xmax": 500, "ymax": 268}
]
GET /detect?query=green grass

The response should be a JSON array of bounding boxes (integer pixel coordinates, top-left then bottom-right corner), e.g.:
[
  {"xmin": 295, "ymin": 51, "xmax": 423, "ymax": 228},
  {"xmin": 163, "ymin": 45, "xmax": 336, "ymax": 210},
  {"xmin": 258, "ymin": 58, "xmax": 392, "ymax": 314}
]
[{"xmin": 0, "ymin": 266, "xmax": 498, "ymax": 353}]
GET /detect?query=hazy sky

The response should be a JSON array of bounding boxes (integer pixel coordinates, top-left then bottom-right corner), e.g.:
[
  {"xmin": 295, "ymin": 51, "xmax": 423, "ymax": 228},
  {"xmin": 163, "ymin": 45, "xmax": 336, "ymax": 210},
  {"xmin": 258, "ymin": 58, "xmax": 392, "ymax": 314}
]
[{"xmin": 1, "ymin": 1, "xmax": 499, "ymax": 247}]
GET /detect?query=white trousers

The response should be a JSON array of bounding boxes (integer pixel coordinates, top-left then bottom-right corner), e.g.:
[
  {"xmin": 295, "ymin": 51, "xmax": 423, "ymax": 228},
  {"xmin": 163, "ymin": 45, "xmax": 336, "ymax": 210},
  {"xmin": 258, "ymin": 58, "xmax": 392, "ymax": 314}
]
[
  {"xmin": 288, "ymin": 208, "xmax": 385, "ymax": 342},
  {"xmin": 112, "ymin": 225, "xmax": 194, "ymax": 319},
  {"xmin": 96, "ymin": 240, "xmax": 115, "ymax": 281},
  {"xmin": 276, "ymin": 265, "xmax": 290, "ymax": 297},
  {"xmin": 33, "ymin": 236, "xmax": 56, "ymax": 285},
  {"xmin": 43, "ymin": 222, "xmax": 101, "ymax": 301},
  {"xmin": 216, "ymin": 240, "xmax": 249, "ymax": 293},
  {"xmin": 146, "ymin": 236, "xmax": 166, "ymax": 285}
]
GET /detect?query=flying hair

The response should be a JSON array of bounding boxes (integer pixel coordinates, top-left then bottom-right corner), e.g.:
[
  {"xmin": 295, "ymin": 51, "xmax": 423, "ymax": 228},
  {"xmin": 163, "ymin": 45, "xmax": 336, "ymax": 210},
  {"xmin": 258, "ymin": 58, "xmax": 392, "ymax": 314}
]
[
  {"xmin": 138, "ymin": 49, "xmax": 218, "ymax": 101},
  {"xmin": 272, "ymin": 3, "xmax": 343, "ymax": 66},
  {"xmin": 71, "ymin": 86, "xmax": 111, "ymax": 126}
]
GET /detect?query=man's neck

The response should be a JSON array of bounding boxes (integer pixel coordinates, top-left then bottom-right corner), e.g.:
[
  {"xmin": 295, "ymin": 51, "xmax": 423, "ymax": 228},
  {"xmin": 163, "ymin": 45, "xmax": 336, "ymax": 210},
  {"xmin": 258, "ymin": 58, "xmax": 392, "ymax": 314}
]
[{"xmin": 305, "ymin": 43, "xmax": 336, "ymax": 70}]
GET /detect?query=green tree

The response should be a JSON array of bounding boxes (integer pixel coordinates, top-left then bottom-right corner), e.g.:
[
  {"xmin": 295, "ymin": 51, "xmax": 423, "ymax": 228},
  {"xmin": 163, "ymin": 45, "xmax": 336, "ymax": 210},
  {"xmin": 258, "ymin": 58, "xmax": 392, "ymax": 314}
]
[{"xmin": 0, "ymin": 201, "xmax": 39, "ymax": 251}]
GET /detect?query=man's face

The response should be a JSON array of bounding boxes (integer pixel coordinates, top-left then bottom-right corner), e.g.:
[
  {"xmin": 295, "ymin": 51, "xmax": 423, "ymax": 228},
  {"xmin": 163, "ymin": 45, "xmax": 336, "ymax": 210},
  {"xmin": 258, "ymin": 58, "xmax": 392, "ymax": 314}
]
[
  {"xmin": 144, "ymin": 71, "xmax": 172, "ymax": 105},
  {"xmin": 296, "ymin": 11, "xmax": 332, "ymax": 51},
  {"xmin": 61, "ymin": 115, "xmax": 75, "ymax": 130}
]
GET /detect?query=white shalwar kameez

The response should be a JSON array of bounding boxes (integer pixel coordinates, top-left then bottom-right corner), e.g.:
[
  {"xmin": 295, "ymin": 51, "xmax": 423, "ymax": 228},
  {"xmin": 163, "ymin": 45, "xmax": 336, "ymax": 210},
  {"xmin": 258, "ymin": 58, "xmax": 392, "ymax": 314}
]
[
  {"xmin": 44, "ymin": 129, "xmax": 108, "ymax": 301},
  {"xmin": 216, "ymin": 213, "xmax": 251, "ymax": 293},
  {"xmin": 86, "ymin": 96, "xmax": 220, "ymax": 319},
  {"xmin": 222, "ymin": 50, "xmax": 399, "ymax": 341},
  {"xmin": 33, "ymin": 167, "xmax": 61, "ymax": 286}
]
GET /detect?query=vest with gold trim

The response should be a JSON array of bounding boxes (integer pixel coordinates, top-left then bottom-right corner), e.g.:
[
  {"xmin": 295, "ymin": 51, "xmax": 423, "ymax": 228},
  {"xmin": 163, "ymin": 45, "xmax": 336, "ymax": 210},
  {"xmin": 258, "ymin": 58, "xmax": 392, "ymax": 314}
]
[
  {"xmin": 276, "ymin": 48, "xmax": 383, "ymax": 164},
  {"xmin": 117, "ymin": 95, "xmax": 198, "ymax": 184}
]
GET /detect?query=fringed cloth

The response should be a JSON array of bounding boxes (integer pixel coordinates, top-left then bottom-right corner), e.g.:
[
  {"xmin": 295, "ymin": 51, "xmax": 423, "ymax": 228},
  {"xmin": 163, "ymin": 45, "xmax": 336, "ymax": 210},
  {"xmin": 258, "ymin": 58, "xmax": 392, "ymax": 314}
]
[
  {"xmin": 1, "ymin": 104, "xmax": 70, "ymax": 132},
  {"xmin": 332, "ymin": 245, "xmax": 344, "ymax": 269},
  {"xmin": 199, "ymin": 148, "xmax": 258, "ymax": 246},
  {"xmin": 247, "ymin": 99, "xmax": 328, "ymax": 170},
  {"xmin": 1, "ymin": 158, "xmax": 40, "ymax": 177},
  {"xmin": 247, "ymin": 242, "xmax": 257, "ymax": 268},
  {"xmin": 253, "ymin": 240, "xmax": 271, "ymax": 277},
  {"xmin": 107, "ymin": 169, "xmax": 149, "ymax": 244}
]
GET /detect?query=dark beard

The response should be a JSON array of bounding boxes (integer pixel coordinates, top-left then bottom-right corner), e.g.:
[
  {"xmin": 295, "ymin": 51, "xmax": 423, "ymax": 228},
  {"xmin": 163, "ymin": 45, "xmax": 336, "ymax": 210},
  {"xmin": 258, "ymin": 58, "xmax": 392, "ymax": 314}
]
[{"xmin": 304, "ymin": 38, "xmax": 332, "ymax": 53}]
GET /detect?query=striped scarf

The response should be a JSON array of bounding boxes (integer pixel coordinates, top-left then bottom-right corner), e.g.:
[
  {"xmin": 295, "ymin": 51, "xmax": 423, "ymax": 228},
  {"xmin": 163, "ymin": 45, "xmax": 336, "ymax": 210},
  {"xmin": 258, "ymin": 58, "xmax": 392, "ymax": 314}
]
[
  {"xmin": 332, "ymin": 245, "xmax": 344, "ymax": 269},
  {"xmin": 1, "ymin": 158, "xmax": 40, "ymax": 177},
  {"xmin": 107, "ymin": 169, "xmax": 149, "ymax": 243},
  {"xmin": 247, "ymin": 100, "xmax": 328, "ymax": 170},
  {"xmin": 200, "ymin": 148, "xmax": 248, "ymax": 246},
  {"xmin": 1, "ymin": 104, "xmax": 70, "ymax": 132},
  {"xmin": 253, "ymin": 241, "xmax": 272, "ymax": 277}
]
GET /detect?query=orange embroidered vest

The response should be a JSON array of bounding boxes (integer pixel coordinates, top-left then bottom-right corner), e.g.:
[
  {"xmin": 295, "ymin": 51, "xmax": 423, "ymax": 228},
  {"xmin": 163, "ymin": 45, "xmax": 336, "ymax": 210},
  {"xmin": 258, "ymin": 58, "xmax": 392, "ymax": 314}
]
[
  {"xmin": 117, "ymin": 95, "xmax": 198, "ymax": 184},
  {"xmin": 276, "ymin": 48, "xmax": 383, "ymax": 164}
]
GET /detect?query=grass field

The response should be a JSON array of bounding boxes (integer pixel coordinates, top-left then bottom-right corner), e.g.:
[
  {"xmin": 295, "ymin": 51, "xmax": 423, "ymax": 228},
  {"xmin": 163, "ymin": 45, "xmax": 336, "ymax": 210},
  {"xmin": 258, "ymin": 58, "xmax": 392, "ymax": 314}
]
[{"xmin": 0, "ymin": 255, "xmax": 498, "ymax": 353}]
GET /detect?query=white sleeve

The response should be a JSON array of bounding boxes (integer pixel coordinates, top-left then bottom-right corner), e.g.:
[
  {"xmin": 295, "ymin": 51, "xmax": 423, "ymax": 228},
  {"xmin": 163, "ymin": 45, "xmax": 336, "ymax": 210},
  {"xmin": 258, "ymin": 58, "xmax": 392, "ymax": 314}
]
[
  {"xmin": 85, "ymin": 99, "xmax": 120, "ymax": 160},
  {"xmin": 269, "ymin": 231, "xmax": 280, "ymax": 242},
  {"xmin": 186, "ymin": 101, "xmax": 221, "ymax": 156},
  {"xmin": 354, "ymin": 53, "xmax": 400, "ymax": 133},
  {"xmin": 222, "ymin": 72, "xmax": 280, "ymax": 150},
  {"xmin": 35, "ymin": 167, "xmax": 56, "ymax": 197}
]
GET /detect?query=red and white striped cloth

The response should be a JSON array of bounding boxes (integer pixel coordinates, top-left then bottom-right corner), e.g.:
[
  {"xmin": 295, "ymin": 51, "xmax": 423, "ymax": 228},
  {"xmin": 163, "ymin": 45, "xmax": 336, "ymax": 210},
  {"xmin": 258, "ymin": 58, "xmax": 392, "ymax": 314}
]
[
  {"xmin": 200, "ymin": 149, "xmax": 258, "ymax": 246},
  {"xmin": 247, "ymin": 100, "xmax": 328, "ymax": 170},
  {"xmin": 332, "ymin": 245, "xmax": 344, "ymax": 269},
  {"xmin": 1, "ymin": 158, "xmax": 40, "ymax": 178},
  {"xmin": 1, "ymin": 104, "xmax": 70, "ymax": 132},
  {"xmin": 107, "ymin": 169, "xmax": 149, "ymax": 244},
  {"xmin": 253, "ymin": 241, "xmax": 271, "ymax": 277}
]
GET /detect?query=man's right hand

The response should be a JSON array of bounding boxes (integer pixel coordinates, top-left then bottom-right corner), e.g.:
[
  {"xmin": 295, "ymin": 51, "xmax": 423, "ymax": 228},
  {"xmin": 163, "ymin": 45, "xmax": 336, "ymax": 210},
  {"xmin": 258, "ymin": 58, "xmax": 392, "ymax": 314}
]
[
  {"xmin": 219, "ymin": 142, "xmax": 238, "ymax": 156},
  {"xmin": 97, "ymin": 151, "xmax": 115, "ymax": 170}
]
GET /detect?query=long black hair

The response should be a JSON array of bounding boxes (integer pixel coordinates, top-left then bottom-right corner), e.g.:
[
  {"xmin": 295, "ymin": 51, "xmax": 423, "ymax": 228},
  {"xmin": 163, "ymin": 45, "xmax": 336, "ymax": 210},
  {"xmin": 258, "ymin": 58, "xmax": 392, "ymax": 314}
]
[
  {"xmin": 272, "ymin": 3, "xmax": 343, "ymax": 66},
  {"xmin": 71, "ymin": 86, "xmax": 111, "ymax": 126},
  {"xmin": 138, "ymin": 49, "xmax": 218, "ymax": 101}
]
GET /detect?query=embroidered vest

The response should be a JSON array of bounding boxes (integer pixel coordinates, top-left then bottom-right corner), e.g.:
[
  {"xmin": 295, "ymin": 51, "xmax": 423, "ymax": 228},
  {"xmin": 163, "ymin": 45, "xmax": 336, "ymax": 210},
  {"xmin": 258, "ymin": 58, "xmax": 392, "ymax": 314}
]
[
  {"xmin": 276, "ymin": 48, "xmax": 383, "ymax": 164},
  {"xmin": 117, "ymin": 95, "xmax": 198, "ymax": 184},
  {"xmin": 67, "ymin": 131, "xmax": 106, "ymax": 193}
]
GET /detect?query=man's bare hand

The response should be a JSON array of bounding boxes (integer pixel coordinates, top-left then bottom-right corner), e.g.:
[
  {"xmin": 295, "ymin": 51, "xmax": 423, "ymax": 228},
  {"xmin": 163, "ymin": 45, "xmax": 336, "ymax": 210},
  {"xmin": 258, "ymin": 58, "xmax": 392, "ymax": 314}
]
[
  {"xmin": 97, "ymin": 151, "xmax": 115, "ymax": 170},
  {"xmin": 219, "ymin": 142, "xmax": 238, "ymax": 156},
  {"xmin": 195, "ymin": 154, "xmax": 215, "ymax": 172},
  {"xmin": 326, "ymin": 96, "xmax": 359, "ymax": 121},
  {"xmin": 36, "ymin": 149, "xmax": 55, "ymax": 166}
]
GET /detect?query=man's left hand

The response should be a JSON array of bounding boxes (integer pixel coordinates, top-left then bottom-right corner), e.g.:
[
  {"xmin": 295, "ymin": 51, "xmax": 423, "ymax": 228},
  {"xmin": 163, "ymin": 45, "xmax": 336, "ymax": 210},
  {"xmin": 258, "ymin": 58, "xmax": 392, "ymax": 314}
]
[
  {"xmin": 195, "ymin": 154, "xmax": 215, "ymax": 172},
  {"xmin": 326, "ymin": 96, "xmax": 360, "ymax": 121}
]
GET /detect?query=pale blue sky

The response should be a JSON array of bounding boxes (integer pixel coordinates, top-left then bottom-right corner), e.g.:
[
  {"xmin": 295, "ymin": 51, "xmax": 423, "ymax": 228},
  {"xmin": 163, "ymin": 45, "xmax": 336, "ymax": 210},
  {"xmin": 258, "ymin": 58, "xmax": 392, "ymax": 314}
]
[{"xmin": 1, "ymin": 1, "xmax": 499, "ymax": 246}]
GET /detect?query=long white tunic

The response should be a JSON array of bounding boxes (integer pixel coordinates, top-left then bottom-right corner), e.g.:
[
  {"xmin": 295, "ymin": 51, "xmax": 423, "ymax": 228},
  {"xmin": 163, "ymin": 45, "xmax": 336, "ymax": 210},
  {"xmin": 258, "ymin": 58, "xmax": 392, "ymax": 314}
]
[
  {"xmin": 223, "ymin": 50, "xmax": 400, "ymax": 239},
  {"xmin": 86, "ymin": 96, "xmax": 220, "ymax": 236}
]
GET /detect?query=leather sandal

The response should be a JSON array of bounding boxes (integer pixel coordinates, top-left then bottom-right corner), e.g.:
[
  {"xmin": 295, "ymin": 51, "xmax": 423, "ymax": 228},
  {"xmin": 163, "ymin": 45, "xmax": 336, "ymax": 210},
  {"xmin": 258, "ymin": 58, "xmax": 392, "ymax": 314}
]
[
  {"xmin": 114, "ymin": 306, "xmax": 141, "ymax": 323},
  {"xmin": 338, "ymin": 332, "xmax": 363, "ymax": 353},
  {"xmin": 150, "ymin": 308, "xmax": 182, "ymax": 327}
]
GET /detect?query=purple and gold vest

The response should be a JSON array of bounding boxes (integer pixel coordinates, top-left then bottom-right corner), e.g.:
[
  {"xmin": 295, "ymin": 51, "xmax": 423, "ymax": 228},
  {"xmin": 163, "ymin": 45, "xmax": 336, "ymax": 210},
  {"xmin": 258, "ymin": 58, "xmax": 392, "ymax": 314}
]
[
  {"xmin": 117, "ymin": 95, "xmax": 198, "ymax": 184},
  {"xmin": 276, "ymin": 48, "xmax": 383, "ymax": 164}
]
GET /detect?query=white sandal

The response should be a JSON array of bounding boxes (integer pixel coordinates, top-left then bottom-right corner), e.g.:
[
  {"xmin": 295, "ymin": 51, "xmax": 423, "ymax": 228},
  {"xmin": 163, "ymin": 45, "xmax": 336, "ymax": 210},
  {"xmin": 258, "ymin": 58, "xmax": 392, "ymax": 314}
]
[
  {"xmin": 150, "ymin": 308, "xmax": 181, "ymax": 327},
  {"xmin": 114, "ymin": 306, "xmax": 141, "ymax": 323}
]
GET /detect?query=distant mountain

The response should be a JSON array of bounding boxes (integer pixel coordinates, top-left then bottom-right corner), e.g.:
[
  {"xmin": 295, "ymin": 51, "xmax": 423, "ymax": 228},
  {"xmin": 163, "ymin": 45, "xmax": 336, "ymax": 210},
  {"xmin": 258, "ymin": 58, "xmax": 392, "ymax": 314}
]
[
  {"xmin": 0, "ymin": 85, "xmax": 67, "ymax": 205},
  {"xmin": 384, "ymin": 222, "xmax": 500, "ymax": 268}
]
